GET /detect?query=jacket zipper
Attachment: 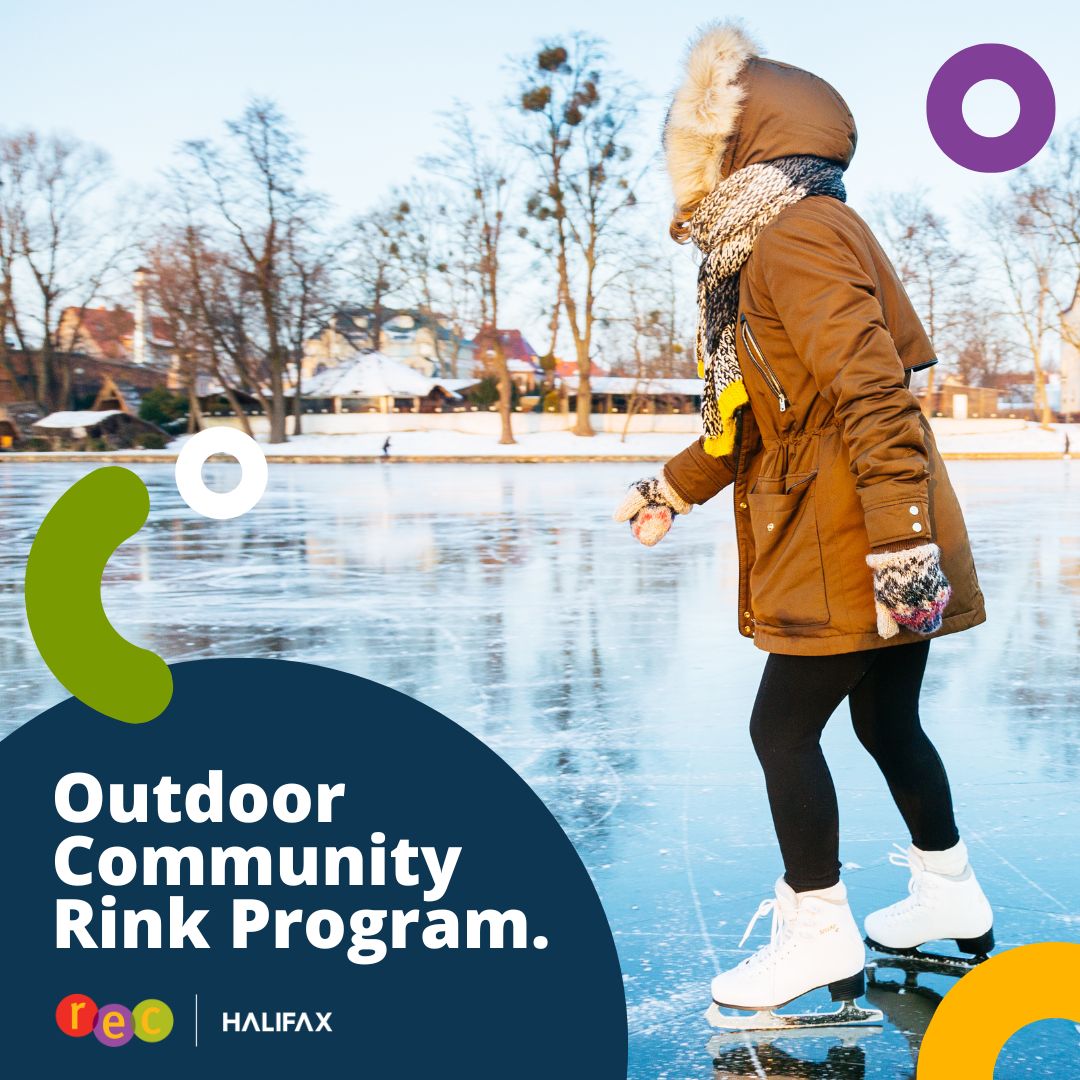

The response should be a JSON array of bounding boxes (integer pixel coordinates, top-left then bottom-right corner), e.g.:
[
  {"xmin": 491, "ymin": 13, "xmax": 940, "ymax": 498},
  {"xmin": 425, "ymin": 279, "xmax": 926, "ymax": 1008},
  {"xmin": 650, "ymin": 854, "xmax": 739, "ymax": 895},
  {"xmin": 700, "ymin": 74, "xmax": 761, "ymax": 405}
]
[{"xmin": 740, "ymin": 315, "xmax": 789, "ymax": 413}]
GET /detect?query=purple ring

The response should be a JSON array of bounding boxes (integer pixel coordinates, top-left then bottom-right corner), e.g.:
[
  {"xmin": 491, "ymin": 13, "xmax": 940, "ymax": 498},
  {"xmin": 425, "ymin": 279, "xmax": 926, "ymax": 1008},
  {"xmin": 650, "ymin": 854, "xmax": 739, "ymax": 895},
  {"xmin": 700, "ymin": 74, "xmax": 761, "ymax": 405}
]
[{"xmin": 926, "ymin": 44, "xmax": 1055, "ymax": 172}]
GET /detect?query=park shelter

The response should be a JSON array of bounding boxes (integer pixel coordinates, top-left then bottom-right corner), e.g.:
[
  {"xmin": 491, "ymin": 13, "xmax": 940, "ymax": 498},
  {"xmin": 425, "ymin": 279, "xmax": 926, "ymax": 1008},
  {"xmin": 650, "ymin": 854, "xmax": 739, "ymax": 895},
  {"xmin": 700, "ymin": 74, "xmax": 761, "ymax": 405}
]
[
  {"xmin": 302, "ymin": 351, "xmax": 464, "ymax": 413},
  {"xmin": 31, "ymin": 410, "xmax": 165, "ymax": 450},
  {"xmin": 0, "ymin": 408, "xmax": 19, "ymax": 449},
  {"xmin": 91, "ymin": 373, "xmax": 137, "ymax": 413}
]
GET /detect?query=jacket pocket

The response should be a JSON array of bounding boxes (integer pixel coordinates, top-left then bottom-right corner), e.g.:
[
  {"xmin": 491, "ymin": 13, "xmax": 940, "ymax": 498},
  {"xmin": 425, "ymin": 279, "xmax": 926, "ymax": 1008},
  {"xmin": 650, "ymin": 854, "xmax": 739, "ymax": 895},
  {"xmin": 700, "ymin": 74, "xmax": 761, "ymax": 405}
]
[
  {"xmin": 748, "ymin": 478, "xmax": 830, "ymax": 628},
  {"xmin": 740, "ymin": 315, "xmax": 790, "ymax": 413}
]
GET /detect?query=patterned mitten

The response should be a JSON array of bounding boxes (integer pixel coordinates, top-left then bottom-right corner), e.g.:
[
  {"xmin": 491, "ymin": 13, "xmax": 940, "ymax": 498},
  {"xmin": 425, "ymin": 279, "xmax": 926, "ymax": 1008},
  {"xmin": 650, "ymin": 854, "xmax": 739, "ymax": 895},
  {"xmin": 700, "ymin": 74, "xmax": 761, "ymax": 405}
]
[
  {"xmin": 613, "ymin": 474, "xmax": 691, "ymax": 547},
  {"xmin": 865, "ymin": 543, "xmax": 952, "ymax": 639}
]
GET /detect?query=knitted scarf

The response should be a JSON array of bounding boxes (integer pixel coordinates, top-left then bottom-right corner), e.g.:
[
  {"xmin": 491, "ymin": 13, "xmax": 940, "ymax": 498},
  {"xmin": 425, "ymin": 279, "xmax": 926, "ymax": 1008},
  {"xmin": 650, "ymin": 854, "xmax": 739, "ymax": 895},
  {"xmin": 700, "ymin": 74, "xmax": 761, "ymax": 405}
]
[{"xmin": 689, "ymin": 155, "xmax": 847, "ymax": 457}]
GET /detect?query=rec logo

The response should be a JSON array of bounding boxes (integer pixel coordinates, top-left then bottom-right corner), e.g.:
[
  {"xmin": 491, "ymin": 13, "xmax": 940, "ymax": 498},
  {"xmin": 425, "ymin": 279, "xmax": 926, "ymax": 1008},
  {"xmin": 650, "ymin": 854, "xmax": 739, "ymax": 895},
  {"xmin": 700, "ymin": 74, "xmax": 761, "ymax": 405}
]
[{"xmin": 56, "ymin": 994, "xmax": 173, "ymax": 1046}]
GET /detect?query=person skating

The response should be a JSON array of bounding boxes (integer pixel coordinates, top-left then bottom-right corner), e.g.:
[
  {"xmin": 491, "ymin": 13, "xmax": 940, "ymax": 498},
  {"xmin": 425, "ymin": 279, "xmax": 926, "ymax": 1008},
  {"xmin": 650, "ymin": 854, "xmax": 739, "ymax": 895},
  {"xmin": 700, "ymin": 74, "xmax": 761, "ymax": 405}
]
[{"xmin": 614, "ymin": 22, "xmax": 993, "ymax": 1028}]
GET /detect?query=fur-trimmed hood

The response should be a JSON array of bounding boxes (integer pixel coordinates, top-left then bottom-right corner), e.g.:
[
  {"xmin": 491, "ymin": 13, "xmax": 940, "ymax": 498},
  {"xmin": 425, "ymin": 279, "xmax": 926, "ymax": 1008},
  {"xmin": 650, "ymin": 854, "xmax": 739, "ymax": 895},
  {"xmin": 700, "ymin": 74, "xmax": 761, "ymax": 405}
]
[{"xmin": 664, "ymin": 23, "xmax": 858, "ymax": 214}]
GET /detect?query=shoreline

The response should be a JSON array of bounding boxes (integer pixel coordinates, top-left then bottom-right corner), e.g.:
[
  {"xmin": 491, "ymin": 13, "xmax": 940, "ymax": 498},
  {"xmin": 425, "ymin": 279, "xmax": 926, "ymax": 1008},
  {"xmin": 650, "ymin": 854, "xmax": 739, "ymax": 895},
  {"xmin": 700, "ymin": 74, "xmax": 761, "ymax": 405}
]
[{"xmin": 0, "ymin": 451, "xmax": 1070, "ymax": 464}]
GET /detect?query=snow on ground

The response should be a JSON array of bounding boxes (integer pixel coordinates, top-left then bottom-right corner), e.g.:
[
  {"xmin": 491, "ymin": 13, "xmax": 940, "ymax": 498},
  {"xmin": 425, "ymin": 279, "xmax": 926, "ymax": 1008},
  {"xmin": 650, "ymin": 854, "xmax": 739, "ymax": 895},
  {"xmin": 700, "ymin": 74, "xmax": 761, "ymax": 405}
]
[
  {"xmin": 237, "ymin": 418, "xmax": 1078, "ymax": 458},
  {"xmin": 6, "ymin": 418, "xmax": 1076, "ymax": 459},
  {"xmin": 256, "ymin": 429, "xmax": 690, "ymax": 457}
]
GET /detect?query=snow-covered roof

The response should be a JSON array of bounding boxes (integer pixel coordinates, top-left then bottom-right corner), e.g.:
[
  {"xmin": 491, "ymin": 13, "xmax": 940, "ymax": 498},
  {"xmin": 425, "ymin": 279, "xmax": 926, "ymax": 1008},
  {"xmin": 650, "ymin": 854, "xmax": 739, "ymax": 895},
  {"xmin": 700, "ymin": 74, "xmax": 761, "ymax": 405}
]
[
  {"xmin": 561, "ymin": 376, "xmax": 703, "ymax": 396},
  {"xmin": 303, "ymin": 352, "xmax": 461, "ymax": 399},
  {"xmin": 33, "ymin": 410, "xmax": 123, "ymax": 429},
  {"xmin": 506, "ymin": 358, "xmax": 538, "ymax": 373}
]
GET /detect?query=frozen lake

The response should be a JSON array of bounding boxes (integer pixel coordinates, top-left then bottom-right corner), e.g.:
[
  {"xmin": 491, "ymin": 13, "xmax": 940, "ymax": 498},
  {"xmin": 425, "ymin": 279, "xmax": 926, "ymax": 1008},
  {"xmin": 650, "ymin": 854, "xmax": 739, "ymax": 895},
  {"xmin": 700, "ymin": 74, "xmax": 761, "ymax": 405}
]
[{"xmin": 2, "ymin": 459, "xmax": 1078, "ymax": 1078}]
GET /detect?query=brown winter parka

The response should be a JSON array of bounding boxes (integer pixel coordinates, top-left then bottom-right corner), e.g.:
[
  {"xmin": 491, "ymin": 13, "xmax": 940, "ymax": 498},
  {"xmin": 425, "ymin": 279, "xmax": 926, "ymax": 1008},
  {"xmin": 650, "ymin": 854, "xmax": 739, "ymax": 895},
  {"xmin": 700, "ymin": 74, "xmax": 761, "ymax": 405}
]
[{"xmin": 661, "ymin": 56, "xmax": 985, "ymax": 656}]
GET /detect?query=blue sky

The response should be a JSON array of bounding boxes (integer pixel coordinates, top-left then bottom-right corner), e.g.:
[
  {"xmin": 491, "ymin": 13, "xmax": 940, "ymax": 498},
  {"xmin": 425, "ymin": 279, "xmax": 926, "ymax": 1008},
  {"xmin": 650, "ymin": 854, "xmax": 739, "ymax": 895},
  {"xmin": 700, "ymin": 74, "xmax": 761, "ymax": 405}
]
[
  {"xmin": 7, "ymin": 0, "xmax": 1079, "ymax": 327},
  {"xmin": 9, "ymin": 1, "xmax": 1078, "ymax": 209}
]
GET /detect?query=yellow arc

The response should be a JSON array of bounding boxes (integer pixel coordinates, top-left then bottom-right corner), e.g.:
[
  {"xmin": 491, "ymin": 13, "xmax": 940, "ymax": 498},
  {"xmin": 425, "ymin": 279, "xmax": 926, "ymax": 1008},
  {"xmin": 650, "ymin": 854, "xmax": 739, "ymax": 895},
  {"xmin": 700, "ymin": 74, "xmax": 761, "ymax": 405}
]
[{"xmin": 918, "ymin": 942, "xmax": 1080, "ymax": 1077}]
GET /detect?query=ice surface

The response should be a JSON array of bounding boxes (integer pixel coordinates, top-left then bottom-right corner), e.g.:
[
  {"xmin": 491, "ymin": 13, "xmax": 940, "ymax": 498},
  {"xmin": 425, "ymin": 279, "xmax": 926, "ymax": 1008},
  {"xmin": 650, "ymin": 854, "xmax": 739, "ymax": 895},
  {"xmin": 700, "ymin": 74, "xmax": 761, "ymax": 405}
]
[{"xmin": 1, "ymin": 459, "xmax": 1078, "ymax": 1077}]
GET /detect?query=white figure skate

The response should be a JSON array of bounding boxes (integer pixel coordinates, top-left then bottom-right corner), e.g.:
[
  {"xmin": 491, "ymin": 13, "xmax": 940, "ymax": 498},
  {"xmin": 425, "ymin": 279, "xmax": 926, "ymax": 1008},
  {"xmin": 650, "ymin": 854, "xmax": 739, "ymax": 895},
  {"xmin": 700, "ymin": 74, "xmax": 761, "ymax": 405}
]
[
  {"xmin": 864, "ymin": 840, "xmax": 994, "ymax": 976},
  {"xmin": 705, "ymin": 878, "xmax": 882, "ymax": 1032}
]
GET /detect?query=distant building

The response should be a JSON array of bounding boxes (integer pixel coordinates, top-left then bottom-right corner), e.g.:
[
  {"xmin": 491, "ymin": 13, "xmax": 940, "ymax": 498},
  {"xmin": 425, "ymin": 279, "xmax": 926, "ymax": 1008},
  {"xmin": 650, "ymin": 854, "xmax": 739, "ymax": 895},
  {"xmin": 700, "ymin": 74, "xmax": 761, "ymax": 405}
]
[
  {"xmin": 301, "ymin": 350, "xmax": 466, "ymax": 414},
  {"xmin": 562, "ymin": 374, "xmax": 702, "ymax": 414},
  {"xmin": 0, "ymin": 345, "xmax": 172, "ymax": 414},
  {"xmin": 0, "ymin": 349, "xmax": 34, "ymax": 404},
  {"xmin": 46, "ymin": 268, "xmax": 179, "ymax": 410},
  {"xmin": 303, "ymin": 308, "xmax": 475, "ymax": 381},
  {"xmin": 0, "ymin": 400, "xmax": 44, "ymax": 443},
  {"xmin": 914, "ymin": 374, "xmax": 999, "ymax": 419},
  {"xmin": 981, "ymin": 369, "xmax": 1065, "ymax": 419},
  {"xmin": 0, "ymin": 413, "xmax": 17, "ymax": 449},
  {"xmin": 553, "ymin": 356, "xmax": 605, "ymax": 380},
  {"xmin": 471, "ymin": 327, "xmax": 544, "ymax": 391},
  {"xmin": 57, "ymin": 274, "xmax": 176, "ymax": 367},
  {"xmin": 30, "ymin": 409, "xmax": 166, "ymax": 450}
]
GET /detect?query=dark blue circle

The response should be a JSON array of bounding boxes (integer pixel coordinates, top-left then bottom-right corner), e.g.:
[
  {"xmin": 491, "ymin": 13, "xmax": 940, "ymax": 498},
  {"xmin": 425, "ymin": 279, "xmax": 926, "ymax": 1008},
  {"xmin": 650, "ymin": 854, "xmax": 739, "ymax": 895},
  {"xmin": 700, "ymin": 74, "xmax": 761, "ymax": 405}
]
[{"xmin": 0, "ymin": 659, "xmax": 627, "ymax": 1077}]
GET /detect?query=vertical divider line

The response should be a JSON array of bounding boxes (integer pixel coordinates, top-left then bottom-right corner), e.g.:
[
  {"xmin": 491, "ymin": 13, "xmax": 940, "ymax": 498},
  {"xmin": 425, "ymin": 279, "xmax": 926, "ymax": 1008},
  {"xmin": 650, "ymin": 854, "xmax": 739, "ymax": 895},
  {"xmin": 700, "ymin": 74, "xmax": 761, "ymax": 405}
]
[{"xmin": 195, "ymin": 992, "xmax": 199, "ymax": 1048}]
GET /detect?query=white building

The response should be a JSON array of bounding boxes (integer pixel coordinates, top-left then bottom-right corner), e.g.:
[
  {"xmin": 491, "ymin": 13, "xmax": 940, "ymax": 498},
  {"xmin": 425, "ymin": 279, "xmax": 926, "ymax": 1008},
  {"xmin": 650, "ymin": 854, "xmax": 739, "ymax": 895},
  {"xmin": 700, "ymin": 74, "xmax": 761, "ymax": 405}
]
[
  {"xmin": 1061, "ymin": 297, "xmax": 1080, "ymax": 419},
  {"xmin": 303, "ymin": 308, "xmax": 475, "ymax": 381},
  {"xmin": 301, "ymin": 351, "xmax": 469, "ymax": 413}
]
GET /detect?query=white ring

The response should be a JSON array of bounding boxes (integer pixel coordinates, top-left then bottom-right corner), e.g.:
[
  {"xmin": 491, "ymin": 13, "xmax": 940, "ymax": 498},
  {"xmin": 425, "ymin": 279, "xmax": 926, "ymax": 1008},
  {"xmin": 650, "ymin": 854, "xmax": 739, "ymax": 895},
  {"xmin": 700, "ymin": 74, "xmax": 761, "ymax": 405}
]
[{"xmin": 174, "ymin": 428, "xmax": 268, "ymax": 520}]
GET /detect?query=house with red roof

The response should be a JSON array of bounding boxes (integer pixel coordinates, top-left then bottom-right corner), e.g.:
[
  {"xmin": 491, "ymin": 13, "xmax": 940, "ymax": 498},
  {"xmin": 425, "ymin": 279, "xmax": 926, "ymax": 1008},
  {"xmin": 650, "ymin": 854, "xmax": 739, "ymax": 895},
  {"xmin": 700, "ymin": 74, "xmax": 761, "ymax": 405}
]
[
  {"xmin": 471, "ymin": 327, "xmax": 545, "ymax": 391},
  {"xmin": 56, "ymin": 306, "xmax": 175, "ymax": 365},
  {"xmin": 553, "ymin": 356, "xmax": 605, "ymax": 380}
]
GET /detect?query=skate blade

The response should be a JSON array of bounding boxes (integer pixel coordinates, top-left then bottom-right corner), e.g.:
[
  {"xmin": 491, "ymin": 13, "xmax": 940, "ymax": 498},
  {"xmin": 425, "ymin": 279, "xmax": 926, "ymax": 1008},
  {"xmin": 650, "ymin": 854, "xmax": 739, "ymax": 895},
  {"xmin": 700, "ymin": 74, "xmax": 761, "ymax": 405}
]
[
  {"xmin": 704, "ymin": 1000, "xmax": 883, "ymax": 1032},
  {"xmin": 865, "ymin": 937, "xmax": 989, "ymax": 976}
]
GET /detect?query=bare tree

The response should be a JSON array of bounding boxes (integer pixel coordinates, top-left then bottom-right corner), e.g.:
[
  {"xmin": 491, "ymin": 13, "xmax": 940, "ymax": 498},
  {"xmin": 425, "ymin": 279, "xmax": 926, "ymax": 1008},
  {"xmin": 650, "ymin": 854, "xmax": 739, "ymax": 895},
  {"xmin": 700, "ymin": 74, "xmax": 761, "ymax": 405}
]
[
  {"xmin": 345, "ymin": 198, "xmax": 410, "ymax": 352},
  {"xmin": 155, "ymin": 206, "xmax": 260, "ymax": 436},
  {"xmin": 513, "ymin": 36, "xmax": 643, "ymax": 436},
  {"xmin": 975, "ymin": 191, "xmax": 1059, "ymax": 428},
  {"xmin": 427, "ymin": 110, "xmax": 516, "ymax": 443},
  {"xmin": 180, "ymin": 99, "xmax": 321, "ymax": 443},
  {"xmin": 600, "ymin": 250, "xmax": 688, "ymax": 440},
  {"xmin": 143, "ymin": 235, "xmax": 209, "ymax": 433},
  {"xmin": 1010, "ymin": 121, "xmax": 1080, "ymax": 366},
  {"xmin": 873, "ymin": 188, "xmax": 973, "ymax": 406},
  {"xmin": 0, "ymin": 130, "xmax": 128, "ymax": 410},
  {"xmin": 391, "ymin": 182, "xmax": 476, "ymax": 380},
  {"xmin": 951, "ymin": 299, "xmax": 1019, "ymax": 389},
  {"xmin": 0, "ymin": 141, "xmax": 24, "ymax": 394},
  {"xmin": 281, "ymin": 216, "xmax": 336, "ymax": 436}
]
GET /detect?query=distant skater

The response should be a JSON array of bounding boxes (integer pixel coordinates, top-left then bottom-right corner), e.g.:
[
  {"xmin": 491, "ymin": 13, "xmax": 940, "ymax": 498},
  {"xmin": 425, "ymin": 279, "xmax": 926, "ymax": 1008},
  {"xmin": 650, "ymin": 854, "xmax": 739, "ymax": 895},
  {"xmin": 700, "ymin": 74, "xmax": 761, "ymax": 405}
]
[
  {"xmin": 615, "ymin": 22, "xmax": 993, "ymax": 1029},
  {"xmin": 382, "ymin": 437, "xmax": 391, "ymax": 458}
]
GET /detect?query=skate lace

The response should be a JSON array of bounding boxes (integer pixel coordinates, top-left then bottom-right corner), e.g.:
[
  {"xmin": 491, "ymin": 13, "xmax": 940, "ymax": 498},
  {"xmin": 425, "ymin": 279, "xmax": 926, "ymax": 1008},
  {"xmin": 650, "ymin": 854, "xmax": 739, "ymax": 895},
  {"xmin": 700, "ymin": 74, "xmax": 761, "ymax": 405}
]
[
  {"xmin": 736, "ymin": 898, "xmax": 790, "ymax": 969},
  {"xmin": 888, "ymin": 844, "xmax": 926, "ymax": 908}
]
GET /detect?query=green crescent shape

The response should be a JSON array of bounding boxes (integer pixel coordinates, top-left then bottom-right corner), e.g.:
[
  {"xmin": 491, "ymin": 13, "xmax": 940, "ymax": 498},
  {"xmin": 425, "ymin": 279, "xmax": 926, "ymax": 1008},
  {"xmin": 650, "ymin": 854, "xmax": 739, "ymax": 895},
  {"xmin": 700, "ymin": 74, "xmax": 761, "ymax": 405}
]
[{"xmin": 24, "ymin": 466, "xmax": 173, "ymax": 724}]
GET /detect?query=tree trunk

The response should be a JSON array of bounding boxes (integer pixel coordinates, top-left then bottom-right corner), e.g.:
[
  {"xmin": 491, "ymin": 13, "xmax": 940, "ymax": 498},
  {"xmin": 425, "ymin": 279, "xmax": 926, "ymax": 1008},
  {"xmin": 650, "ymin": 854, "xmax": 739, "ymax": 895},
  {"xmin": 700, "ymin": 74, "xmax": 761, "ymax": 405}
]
[
  {"xmin": 264, "ymin": 301, "xmax": 287, "ymax": 443},
  {"xmin": 620, "ymin": 392, "xmax": 642, "ymax": 443},
  {"xmin": 497, "ymin": 364, "xmax": 515, "ymax": 444},
  {"xmin": 32, "ymin": 350, "xmax": 48, "ymax": 408},
  {"xmin": 187, "ymin": 385, "xmax": 205, "ymax": 434},
  {"xmin": 58, "ymin": 353, "xmax": 72, "ymax": 412},
  {"xmin": 268, "ymin": 365, "xmax": 287, "ymax": 442},
  {"xmin": 1033, "ymin": 357, "xmax": 1054, "ymax": 430},
  {"xmin": 573, "ymin": 339, "xmax": 593, "ymax": 436},
  {"xmin": 218, "ymin": 375, "xmax": 253, "ymax": 438}
]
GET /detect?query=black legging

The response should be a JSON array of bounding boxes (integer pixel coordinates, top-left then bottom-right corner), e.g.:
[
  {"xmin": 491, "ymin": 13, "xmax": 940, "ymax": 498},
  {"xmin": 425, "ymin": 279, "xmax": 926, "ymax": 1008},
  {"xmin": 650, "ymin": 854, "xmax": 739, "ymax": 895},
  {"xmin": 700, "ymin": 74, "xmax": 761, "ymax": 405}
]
[{"xmin": 749, "ymin": 640, "xmax": 959, "ymax": 892}]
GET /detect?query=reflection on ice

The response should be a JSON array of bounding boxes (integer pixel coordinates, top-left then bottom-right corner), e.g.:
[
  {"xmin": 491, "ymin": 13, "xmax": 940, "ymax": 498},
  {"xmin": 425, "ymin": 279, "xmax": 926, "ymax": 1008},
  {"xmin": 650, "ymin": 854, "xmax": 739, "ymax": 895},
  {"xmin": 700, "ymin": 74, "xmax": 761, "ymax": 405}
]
[
  {"xmin": 1, "ymin": 460, "xmax": 1078, "ymax": 1076},
  {"xmin": 709, "ymin": 1026, "xmax": 876, "ymax": 1079}
]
